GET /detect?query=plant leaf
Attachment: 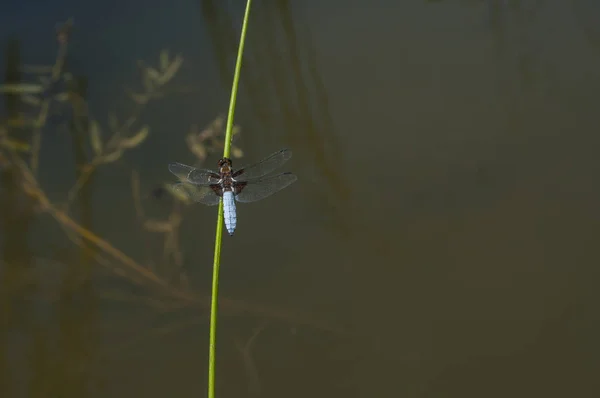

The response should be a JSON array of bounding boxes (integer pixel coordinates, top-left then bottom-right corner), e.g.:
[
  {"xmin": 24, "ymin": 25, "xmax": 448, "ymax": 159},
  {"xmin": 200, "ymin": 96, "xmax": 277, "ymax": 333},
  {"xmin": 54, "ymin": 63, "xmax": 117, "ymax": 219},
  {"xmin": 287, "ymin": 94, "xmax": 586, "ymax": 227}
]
[
  {"xmin": 146, "ymin": 67, "xmax": 161, "ymax": 81},
  {"xmin": 190, "ymin": 141, "xmax": 207, "ymax": 161},
  {"xmin": 53, "ymin": 92, "xmax": 70, "ymax": 102},
  {"xmin": 119, "ymin": 125, "xmax": 149, "ymax": 149},
  {"xmin": 1, "ymin": 138, "xmax": 30, "ymax": 152},
  {"xmin": 100, "ymin": 149, "xmax": 123, "ymax": 164},
  {"xmin": 0, "ymin": 83, "xmax": 44, "ymax": 94},
  {"xmin": 143, "ymin": 73, "xmax": 155, "ymax": 92},
  {"xmin": 21, "ymin": 94, "xmax": 41, "ymax": 106},
  {"xmin": 129, "ymin": 92, "xmax": 149, "ymax": 105},
  {"xmin": 160, "ymin": 50, "xmax": 169, "ymax": 70},
  {"xmin": 157, "ymin": 55, "xmax": 183, "ymax": 85},
  {"xmin": 89, "ymin": 121, "xmax": 103, "ymax": 155},
  {"xmin": 231, "ymin": 146, "xmax": 244, "ymax": 158}
]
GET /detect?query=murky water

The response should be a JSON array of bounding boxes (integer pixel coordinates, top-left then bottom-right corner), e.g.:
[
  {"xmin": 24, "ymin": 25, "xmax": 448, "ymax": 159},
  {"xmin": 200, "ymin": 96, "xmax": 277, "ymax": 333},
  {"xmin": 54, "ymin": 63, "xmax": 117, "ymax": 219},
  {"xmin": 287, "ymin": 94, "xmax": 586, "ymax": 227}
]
[{"xmin": 1, "ymin": 0, "xmax": 600, "ymax": 397}]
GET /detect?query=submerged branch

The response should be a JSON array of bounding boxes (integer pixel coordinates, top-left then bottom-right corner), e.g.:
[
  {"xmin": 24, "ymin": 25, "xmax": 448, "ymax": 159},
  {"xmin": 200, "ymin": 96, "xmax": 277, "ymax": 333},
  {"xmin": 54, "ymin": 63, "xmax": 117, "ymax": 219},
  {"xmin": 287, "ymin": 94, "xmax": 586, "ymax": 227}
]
[
  {"xmin": 6, "ymin": 152, "xmax": 347, "ymax": 334},
  {"xmin": 30, "ymin": 23, "xmax": 70, "ymax": 175}
]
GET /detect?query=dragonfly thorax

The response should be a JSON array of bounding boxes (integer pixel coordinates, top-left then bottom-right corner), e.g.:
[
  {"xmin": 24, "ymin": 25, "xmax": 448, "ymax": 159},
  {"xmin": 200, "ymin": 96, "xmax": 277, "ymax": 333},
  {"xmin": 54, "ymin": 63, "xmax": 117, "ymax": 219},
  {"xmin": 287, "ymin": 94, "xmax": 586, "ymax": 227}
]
[{"xmin": 218, "ymin": 157, "xmax": 233, "ymax": 174}]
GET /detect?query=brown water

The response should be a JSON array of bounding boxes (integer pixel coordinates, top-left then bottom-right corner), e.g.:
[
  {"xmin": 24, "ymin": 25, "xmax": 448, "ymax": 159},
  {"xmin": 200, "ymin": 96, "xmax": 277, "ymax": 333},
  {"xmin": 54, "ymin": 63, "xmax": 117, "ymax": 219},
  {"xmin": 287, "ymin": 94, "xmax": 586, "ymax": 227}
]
[{"xmin": 1, "ymin": 0, "xmax": 600, "ymax": 397}]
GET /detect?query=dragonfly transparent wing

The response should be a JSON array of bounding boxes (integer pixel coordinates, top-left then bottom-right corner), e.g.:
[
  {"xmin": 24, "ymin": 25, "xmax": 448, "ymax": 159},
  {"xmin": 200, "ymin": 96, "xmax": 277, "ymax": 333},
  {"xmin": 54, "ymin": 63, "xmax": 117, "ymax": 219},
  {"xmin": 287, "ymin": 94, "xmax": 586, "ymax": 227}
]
[
  {"xmin": 232, "ymin": 149, "xmax": 292, "ymax": 182},
  {"xmin": 169, "ymin": 162, "xmax": 220, "ymax": 186},
  {"xmin": 235, "ymin": 173, "xmax": 297, "ymax": 203},
  {"xmin": 171, "ymin": 183, "xmax": 221, "ymax": 205}
]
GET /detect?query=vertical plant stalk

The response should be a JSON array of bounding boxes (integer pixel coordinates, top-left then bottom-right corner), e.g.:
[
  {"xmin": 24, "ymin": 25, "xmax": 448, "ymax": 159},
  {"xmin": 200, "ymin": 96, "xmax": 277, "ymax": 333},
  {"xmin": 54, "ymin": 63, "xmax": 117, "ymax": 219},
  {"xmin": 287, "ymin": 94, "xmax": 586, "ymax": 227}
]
[{"xmin": 208, "ymin": 0, "xmax": 252, "ymax": 397}]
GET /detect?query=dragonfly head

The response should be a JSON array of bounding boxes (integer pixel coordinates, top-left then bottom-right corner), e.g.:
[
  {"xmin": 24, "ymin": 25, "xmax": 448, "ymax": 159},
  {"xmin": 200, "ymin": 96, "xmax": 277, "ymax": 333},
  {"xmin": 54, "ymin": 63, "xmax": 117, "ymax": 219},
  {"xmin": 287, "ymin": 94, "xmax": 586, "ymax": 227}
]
[{"xmin": 218, "ymin": 157, "xmax": 233, "ymax": 174}]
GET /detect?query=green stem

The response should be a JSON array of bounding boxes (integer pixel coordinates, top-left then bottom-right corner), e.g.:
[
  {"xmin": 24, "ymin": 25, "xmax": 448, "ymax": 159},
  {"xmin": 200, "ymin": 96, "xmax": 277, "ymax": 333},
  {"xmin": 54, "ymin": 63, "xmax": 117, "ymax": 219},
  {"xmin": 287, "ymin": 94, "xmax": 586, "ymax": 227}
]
[
  {"xmin": 208, "ymin": 1, "xmax": 252, "ymax": 397},
  {"xmin": 223, "ymin": 0, "xmax": 252, "ymax": 158}
]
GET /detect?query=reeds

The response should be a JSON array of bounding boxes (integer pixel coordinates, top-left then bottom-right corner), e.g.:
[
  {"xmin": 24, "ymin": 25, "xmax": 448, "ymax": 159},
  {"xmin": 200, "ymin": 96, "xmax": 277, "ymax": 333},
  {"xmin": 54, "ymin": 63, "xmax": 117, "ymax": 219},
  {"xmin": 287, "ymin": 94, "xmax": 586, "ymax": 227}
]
[{"xmin": 208, "ymin": 1, "xmax": 252, "ymax": 397}]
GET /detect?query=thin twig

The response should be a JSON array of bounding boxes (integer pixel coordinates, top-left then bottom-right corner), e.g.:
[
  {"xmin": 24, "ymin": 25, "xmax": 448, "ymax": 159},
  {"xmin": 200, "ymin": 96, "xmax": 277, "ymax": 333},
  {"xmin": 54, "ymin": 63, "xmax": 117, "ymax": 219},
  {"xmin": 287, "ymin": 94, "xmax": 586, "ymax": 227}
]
[
  {"xmin": 64, "ymin": 71, "xmax": 151, "ymax": 211},
  {"xmin": 30, "ymin": 32, "xmax": 69, "ymax": 175}
]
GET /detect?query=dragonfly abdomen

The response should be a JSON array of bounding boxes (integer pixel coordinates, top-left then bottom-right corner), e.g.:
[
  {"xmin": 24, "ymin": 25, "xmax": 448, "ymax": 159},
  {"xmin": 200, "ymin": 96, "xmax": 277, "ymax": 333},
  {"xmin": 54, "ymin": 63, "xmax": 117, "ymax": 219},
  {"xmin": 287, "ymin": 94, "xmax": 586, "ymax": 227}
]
[{"xmin": 223, "ymin": 191, "xmax": 237, "ymax": 235}]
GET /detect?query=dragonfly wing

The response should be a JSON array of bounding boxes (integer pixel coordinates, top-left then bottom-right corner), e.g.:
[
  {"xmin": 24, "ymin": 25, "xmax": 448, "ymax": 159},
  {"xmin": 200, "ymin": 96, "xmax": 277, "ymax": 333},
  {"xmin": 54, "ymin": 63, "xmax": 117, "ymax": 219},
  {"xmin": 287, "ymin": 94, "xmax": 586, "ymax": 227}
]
[
  {"xmin": 232, "ymin": 148, "xmax": 292, "ymax": 181},
  {"xmin": 169, "ymin": 162, "xmax": 220, "ymax": 186},
  {"xmin": 171, "ymin": 183, "xmax": 221, "ymax": 205},
  {"xmin": 235, "ymin": 173, "xmax": 297, "ymax": 203}
]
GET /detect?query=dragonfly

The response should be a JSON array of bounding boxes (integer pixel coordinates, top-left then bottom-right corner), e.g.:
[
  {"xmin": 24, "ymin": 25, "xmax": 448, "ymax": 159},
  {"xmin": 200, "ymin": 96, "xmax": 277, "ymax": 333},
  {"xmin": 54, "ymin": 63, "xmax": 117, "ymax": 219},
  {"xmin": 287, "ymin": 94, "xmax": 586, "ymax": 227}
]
[{"xmin": 168, "ymin": 148, "xmax": 297, "ymax": 236}]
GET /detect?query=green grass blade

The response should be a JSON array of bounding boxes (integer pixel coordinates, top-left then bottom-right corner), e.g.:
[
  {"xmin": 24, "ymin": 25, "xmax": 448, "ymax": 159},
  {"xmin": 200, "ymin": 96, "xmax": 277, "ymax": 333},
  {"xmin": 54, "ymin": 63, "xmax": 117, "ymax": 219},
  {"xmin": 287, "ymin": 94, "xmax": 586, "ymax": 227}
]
[{"xmin": 208, "ymin": 1, "xmax": 252, "ymax": 397}]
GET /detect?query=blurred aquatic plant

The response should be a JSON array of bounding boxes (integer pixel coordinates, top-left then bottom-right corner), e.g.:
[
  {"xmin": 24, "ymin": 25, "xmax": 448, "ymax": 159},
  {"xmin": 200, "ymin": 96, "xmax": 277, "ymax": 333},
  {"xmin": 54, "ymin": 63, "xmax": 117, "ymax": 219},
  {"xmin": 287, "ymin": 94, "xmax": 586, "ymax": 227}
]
[
  {"xmin": 150, "ymin": 116, "xmax": 242, "ymax": 206},
  {"xmin": 0, "ymin": 125, "xmax": 30, "ymax": 152},
  {"xmin": 0, "ymin": 27, "xmax": 208, "ymax": 310},
  {"xmin": 63, "ymin": 51, "xmax": 185, "ymax": 209},
  {"xmin": 2, "ymin": 16, "xmax": 345, "ymax": 311},
  {"xmin": 129, "ymin": 50, "xmax": 183, "ymax": 105},
  {"xmin": 0, "ymin": 25, "xmax": 341, "ymax": 322},
  {"xmin": 131, "ymin": 169, "xmax": 187, "ymax": 287},
  {"xmin": 185, "ymin": 115, "xmax": 243, "ymax": 163},
  {"xmin": 0, "ymin": 14, "xmax": 346, "ymax": 398}
]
